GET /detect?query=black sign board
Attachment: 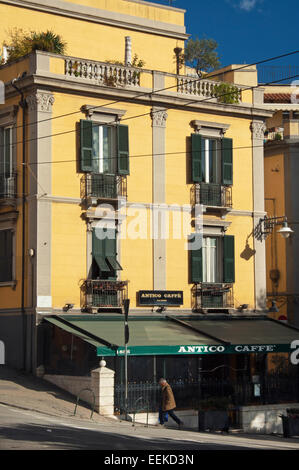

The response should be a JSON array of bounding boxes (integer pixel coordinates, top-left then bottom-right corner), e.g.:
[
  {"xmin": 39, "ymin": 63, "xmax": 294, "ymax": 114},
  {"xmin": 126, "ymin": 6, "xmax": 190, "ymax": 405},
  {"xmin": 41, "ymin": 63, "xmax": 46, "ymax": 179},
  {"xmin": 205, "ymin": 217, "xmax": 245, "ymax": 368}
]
[{"xmin": 138, "ymin": 290, "xmax": 183, "ymax": 306}]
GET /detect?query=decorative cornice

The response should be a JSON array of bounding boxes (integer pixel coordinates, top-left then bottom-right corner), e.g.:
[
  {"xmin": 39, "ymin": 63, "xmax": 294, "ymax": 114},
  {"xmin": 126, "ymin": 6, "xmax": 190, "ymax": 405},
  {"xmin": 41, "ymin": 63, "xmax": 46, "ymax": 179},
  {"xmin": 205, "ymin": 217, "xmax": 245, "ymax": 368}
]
[
  {"xmin": 26, "ymin": 92, "xmax": 55, "ymax": 113},
  {"xmin": 1, "ymin": 0, "xmax": 188, "ymax": 40},
  {"xmin": 151, "ymin": 107, "xmax": 168, "ymax": 128},
  {"xmin": 250, "ymin": 120, "xmax": 266, "ymax": 140}
]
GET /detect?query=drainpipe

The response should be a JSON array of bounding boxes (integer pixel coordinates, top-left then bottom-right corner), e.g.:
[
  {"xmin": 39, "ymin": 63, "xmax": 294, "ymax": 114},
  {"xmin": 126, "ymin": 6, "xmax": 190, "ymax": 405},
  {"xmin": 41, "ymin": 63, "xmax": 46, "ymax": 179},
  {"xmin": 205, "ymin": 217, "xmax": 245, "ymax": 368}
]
[{"xmin": 11, "ymin": 76, "xmax": 27, "ymax": 371}]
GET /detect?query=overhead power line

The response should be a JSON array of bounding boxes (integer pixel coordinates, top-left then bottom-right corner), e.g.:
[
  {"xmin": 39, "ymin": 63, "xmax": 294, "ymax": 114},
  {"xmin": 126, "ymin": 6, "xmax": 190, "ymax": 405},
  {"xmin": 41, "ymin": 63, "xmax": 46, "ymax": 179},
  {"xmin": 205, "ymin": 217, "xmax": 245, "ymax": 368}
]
[
  {"xmin": 4, "ymin": 49, "xmax": 299, "ymax": 133},
  {"xmin": 3, "ymin": 70, "xmax": 299, "ymax": 160}
]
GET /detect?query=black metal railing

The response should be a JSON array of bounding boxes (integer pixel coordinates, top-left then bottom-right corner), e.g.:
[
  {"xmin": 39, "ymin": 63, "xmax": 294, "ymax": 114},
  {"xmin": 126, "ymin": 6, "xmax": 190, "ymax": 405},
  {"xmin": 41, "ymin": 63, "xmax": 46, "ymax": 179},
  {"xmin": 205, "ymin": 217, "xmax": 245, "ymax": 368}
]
[
  {"xmin": 81, "ymin": 173, "xmax": 127, "ymax": 201},
  {"xmin": 0, "ymin": 173, "xmax": 17, "ymax": 201},
  {"xmin": 114, "ymin": 373, "xmax": 299, "ymax": 414},
  {"xmin": 192, "ymin": 183, "xmax": 232, "ymax": 208},
  {"xmin": 82, "ymin": 279, "xmax": 128, "ymax": 310},
  {"xmin": 192, "ymin": 283, "xmax": 234, "ymax": 311},
  {"xmin": 258, "ymin": 65, "xmax": 299, "ymax": 84}
]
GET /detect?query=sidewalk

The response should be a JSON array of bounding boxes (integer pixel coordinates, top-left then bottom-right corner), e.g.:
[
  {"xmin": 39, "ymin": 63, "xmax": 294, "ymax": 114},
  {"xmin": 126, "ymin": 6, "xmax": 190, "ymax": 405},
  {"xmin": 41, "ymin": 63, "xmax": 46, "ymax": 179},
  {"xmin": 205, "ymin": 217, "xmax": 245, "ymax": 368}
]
[
  {"xmin": 0, "ymin": 365, "xmax": 111, "ymax": 423},
  {"xmin": 1, "ymin": 365, "xmax": 299, "ymax": 448}
]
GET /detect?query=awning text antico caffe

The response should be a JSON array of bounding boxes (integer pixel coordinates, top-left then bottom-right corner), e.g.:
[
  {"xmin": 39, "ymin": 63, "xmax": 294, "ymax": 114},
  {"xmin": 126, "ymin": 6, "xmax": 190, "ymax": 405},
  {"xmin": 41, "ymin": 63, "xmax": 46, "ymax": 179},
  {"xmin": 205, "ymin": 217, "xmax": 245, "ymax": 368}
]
[{"xmin": 108, "ymin": 343, "xmax": 294, "ymax": 357}]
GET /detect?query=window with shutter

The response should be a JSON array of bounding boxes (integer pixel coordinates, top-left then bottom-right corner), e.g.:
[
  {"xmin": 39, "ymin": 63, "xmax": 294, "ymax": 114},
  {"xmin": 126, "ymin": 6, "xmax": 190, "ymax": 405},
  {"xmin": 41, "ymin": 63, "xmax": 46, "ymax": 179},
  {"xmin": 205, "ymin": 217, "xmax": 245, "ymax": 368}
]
[
  {"xmin": 190, "ymin": 235, "xmax": 234, "ymax": 284},
  {"xmin": 92, "ymin": 227, "xmax": 122, "ymax": 280},
  {"xmin": 80, "ymin": 121, "xmax": 129, "ymax": 176},
  {"xmin": 0, "ymin": 229, "xmax": 13, "ymax": 282},
  {"xmin": 191, "ymin": 134, "xmax": 233, "ymax": 186}
]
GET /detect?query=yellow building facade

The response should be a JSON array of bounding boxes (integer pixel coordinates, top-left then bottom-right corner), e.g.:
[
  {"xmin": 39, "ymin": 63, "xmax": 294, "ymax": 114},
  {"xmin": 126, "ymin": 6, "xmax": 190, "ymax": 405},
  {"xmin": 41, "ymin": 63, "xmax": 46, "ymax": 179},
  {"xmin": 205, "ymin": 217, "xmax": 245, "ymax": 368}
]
[
  {"xmin": 263, "ymin": 84, "xmax": 299, "ymax": 327},
  {"xmin": 0, "ymin": 0, "xmax": 282, "ymax": 381}
]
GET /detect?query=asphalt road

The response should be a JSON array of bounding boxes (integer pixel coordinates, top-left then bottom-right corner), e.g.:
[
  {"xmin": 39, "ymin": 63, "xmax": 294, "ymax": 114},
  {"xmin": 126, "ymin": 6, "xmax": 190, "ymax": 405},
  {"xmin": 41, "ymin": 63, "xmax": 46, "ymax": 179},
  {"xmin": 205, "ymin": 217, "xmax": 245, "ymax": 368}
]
[{"xmin": 1, "ymin": 403, "xmax": 299, "ymax": 454}]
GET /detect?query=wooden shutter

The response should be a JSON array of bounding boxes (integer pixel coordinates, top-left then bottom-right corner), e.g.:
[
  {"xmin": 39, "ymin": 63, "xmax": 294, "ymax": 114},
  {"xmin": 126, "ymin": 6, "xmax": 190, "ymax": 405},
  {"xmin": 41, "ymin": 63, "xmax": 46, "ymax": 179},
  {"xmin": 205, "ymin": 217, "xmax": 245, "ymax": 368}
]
[
  {"xmin": 80, "ymin": 120, "xmax": 94, "ymax": 172},
  {"xmin": 191, "ymin": 134, "xmax": 203, "ymax": 183},
  {"xmin": 223, "ymin": 235, "xmax": 235, "ymax": 283},
  {"xmin": 0, "ymin": 230, "xmax": 13, "ymax": 282},
  {"xmin": 222, "ymin": 138, "xmax": 233, "ymax": 185},
  {"xmin": 105, "ymin": 228, "xmax": 122, "ymax": 271},
  {"xmin": 190, "ymin": 234, "xmax": 203, "ymax": 283},
  {"xmin": 117, "ymin": 125, "xmax": 129, "ymax": 175},
  {"xmin": 92, "ymin": 228, "xmax": 110, "ymax": 272}
]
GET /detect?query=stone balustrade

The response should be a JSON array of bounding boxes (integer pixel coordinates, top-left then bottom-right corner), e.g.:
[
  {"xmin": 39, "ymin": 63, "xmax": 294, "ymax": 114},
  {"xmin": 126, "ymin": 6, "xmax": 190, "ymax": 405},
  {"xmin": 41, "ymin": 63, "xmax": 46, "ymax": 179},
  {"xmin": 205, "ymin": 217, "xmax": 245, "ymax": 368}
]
[{"xmin": 65, "ymin": 58, "xmax": 141, "ymax": 87}]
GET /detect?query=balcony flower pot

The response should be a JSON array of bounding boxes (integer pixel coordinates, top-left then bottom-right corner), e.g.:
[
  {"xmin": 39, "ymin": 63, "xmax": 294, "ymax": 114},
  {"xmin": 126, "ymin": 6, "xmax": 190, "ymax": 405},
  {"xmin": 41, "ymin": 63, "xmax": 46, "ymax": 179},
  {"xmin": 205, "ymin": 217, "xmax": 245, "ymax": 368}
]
[{"xmin": 198, "ymin": 397, "xmax": 231, "ymax": 433}]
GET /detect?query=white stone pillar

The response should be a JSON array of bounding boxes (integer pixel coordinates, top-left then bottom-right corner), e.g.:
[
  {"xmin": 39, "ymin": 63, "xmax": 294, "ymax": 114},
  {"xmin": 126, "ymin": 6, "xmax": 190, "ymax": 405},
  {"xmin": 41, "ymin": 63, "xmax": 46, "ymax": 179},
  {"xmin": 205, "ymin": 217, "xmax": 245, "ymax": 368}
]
[{"xmin": 91, "ymin": 362, "xmax": 115, "ymax": 416}]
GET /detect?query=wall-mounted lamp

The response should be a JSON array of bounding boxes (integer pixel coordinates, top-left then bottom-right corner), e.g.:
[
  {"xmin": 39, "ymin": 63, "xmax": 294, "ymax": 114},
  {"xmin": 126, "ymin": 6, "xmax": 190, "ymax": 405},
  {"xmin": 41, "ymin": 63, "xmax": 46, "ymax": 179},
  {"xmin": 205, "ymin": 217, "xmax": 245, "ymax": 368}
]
[
  {"xmin": 277, "ymin": 221, "xmax": 294, "ymax": 239},
  {"xmin": 256, "ymin": 216, "xmax": 294, "ymax": 240}
]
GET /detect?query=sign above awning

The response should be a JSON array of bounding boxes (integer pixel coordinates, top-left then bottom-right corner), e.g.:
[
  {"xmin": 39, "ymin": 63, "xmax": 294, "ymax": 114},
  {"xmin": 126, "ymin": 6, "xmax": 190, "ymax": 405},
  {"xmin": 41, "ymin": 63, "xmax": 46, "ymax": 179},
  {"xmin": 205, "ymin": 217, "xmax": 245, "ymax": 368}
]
[{"xmin": 43, "ymin": 314, "xmax": 299, "ymax": 357}]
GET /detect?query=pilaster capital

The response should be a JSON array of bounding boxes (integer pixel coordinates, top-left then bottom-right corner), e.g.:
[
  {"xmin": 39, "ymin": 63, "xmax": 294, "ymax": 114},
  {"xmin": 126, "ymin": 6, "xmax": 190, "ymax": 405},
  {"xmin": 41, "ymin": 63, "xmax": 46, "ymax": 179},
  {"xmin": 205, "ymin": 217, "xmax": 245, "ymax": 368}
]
[
  {"xmin": 26, "ymin": 92, "xmax": 55, "ymax": 113},
  {"xmin": 151, "ymin": 107, "xmax": 168, "ymax": 128},
  {"xmin": 250, "ymin": 120, "xmax": 266, "ymax": 140}
]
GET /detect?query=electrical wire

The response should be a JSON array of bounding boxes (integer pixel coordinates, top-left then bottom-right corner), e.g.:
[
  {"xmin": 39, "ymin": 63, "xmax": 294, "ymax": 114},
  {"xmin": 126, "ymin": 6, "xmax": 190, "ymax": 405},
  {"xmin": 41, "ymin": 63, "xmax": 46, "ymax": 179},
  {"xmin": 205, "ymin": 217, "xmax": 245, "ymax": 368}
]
[
  {"xmin": 4, "ymin": 49, "xmax": 299, "ymax": 133},
  {"xmin": 3, "ymin": 70, "xmax": 299, "ymax": 162}
]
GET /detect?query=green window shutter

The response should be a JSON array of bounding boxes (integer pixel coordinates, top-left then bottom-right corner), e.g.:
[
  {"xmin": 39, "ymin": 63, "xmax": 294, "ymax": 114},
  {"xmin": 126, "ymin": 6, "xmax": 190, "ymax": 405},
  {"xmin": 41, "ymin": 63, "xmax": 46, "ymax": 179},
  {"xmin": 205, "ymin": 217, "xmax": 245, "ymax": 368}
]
[
  {"xmin": 223, "ymin": 235, "xmax": 235, "ymax": 283},
  {"xmin": 190, "ymin": 234, "xmax": 203, "ymax": 283},
  {"xmin": 105, "ymin": 228, "xmax": 122, "ymax": 270},
  {"xmin": 80, "ymin": 120, "xmax": 94, "ymax": 172},
  {"xmin": 0, "ymin": 230, "xmax": 13, "ymax": 282},
  {"xmin": 92, "ymin": 228, "xmax": 110, "ymax": 272},
  {"xmin": 191, "ymin": 133, "xmax": 203, "ymax": 182},
  {"xmin": 117, "ymin": 124, "xmax": 129, "ymax": 175},
  {"xmin": 222, "ymin": 138, "xmax": 233, "ymax": 185}
]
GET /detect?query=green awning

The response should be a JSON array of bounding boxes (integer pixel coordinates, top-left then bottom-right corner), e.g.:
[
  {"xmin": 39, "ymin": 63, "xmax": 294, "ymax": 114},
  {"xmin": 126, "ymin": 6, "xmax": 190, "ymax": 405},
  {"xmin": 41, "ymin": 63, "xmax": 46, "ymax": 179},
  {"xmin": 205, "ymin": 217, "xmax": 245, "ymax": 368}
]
[
  {"xmin": 171, "ymin": 316, "xmax": 299, "ymax": 354},
  {"xmin": 43, "ymin": 315, "xmax": 299, "ymax": 357},
  {"xmin": 44, "ymin": 315, "xmax": 221, "ymax": 357}
]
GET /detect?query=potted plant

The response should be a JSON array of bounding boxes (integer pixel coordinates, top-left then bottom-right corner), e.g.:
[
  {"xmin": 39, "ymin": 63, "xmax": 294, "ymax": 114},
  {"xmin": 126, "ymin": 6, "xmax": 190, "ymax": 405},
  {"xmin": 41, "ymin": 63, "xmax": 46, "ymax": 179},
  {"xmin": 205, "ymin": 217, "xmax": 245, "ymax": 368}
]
[
  {"xmin": 4, "ymin": 28, "xmax": 66, "ymax": 63},
  {"xmin": 198, "ymin": 397, "xmax": 231, "ymax": 432}
]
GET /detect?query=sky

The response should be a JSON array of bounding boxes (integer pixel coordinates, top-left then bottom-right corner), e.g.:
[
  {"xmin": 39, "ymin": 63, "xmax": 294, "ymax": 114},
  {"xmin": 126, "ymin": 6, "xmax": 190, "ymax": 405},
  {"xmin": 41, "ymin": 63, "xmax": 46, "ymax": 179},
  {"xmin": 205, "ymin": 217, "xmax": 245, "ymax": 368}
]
[{"xmin": 146, "ymin": 0, "xmax": 299, "ymax": 83}]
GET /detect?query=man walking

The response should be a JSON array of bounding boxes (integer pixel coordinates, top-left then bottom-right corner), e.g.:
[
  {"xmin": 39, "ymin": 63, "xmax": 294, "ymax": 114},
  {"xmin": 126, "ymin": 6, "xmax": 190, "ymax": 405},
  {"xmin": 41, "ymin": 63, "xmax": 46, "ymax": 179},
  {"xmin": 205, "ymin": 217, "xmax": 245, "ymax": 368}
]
[{"xmin": 158, "ymin": 378, "xmax": 183, "ymax": 428}]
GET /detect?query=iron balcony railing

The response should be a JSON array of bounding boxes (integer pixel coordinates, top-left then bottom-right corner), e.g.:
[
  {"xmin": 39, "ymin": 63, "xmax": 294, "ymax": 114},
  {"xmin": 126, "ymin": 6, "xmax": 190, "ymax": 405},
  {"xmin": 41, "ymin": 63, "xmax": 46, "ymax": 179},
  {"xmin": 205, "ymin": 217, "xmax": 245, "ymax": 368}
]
[
  {"xmin": 0, "ymin": 173, "xmax": 17, "ymax": 201},
  {"xmin": 192, "ymin": 283, "xmax": 234, "ymax": 311},
  {"xmin": 81, "ymin": 173, "xmax": 127, "ymax": 201},
  {"xmin": 82, "ymin": 279, "xmax": 128, "ymax": 310},
  {"xmin": 192, "ymin": 183, "xmax": 232, "ymax": 208}
]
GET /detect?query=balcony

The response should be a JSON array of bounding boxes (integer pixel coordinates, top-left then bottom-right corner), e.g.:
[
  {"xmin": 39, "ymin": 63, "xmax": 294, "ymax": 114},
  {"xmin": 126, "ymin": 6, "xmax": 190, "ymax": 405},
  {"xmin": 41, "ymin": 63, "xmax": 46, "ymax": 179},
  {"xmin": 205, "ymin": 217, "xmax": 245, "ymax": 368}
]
[
  {"xmin": 62, "ymin": 54, "xmax": 244, "ymax": 103},
  {"xmin": 192, "ymin": 183, "xmax": 232, "ymax": 214},
  {"xmin": 192, "ymin": 283, "xmax": 234, "ymax": 312},
  {"xmin": 65, "ymin": 58, "xmax": 141, "ymax": 87},
  {"xmin": 82, "ymin": 279, "xmax": 128, "ymax": 312},
  {"xmin": 81, "ymin": 173, "xmax": 127, "ymax": 206},
  {"xmin": 0, "ymin": 173, "xmax": 17, "ymax": 205}
]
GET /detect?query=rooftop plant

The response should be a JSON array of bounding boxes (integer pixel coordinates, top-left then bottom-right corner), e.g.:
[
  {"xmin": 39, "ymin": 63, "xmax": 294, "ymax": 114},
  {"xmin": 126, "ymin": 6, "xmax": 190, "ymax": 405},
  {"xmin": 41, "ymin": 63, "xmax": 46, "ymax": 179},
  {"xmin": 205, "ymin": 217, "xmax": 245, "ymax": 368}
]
[
  {"xmin": 4, "ymin": 28, "xmax": 66, "ymax": 63},
  {"xmin": 184, "ymin": 37, "xmax": 221, "ymax": 77}
]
